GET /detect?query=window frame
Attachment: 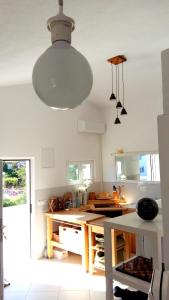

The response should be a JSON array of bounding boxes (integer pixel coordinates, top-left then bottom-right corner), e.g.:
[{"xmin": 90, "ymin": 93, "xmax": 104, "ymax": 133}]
[
  {"xmin": 66, "ymin": 160, "xmax": 94, "ymax": 185},
  {"xmin": 114, "ymin": 152, "xmax": 160, "ymax": 182}
]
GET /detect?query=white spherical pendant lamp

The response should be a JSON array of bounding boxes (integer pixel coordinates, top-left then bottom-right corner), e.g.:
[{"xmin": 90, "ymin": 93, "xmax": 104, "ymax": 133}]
[{"xmin": 32, "ymin": 0, "xmax": 93, "ymax": 110}]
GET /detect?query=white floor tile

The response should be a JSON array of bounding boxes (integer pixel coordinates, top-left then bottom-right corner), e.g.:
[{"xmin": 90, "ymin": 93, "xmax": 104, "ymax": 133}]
[
  {"xmin": 26, "ymin": 292, "xmax": 59, "ymax": 300},
  {"xmin": 28, "ymin": 283, "xmax": 60, "ymax": 292},
  {"xmin": 88, "ymin": 274, "xmax": 106, "ymax": 292},
  {"xmin": 4, "ymin": 292, "xmax": 27, "ymax": 300},
  {"xmin": 4, "ymin": 278, "xmax": 31, "ymax": 293},
  {"xmin": 3, "ymin": 254, "xmax": 106, "ymax": 300},
  {"xmin": 90, "ymin": 290, "xmax": 106, "ymax": 300},
  {"xmin": 58, "ymin": 290, "xmax": 90, "ymax": 300}
]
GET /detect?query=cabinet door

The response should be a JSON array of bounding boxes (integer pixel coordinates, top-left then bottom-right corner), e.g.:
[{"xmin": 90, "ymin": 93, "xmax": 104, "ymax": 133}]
[{"xmin": 0, "ymin": 160, "xmax": 3, "ymax": 300}]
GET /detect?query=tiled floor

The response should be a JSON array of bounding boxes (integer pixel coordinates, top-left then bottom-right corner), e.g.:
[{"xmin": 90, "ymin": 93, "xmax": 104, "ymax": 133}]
[
  {"xmin": 3, "ymin": 252, "xmax": 126, "ymax": 300},
  {"xmin": 4, "ymin": 253, "xmax": 122, "ymax": 300}
]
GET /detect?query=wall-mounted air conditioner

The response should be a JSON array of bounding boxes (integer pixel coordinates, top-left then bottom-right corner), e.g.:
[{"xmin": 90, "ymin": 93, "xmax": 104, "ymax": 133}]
[{"xmin": 77, "ymin": 120, "xmax": 106, "ymax": 134}]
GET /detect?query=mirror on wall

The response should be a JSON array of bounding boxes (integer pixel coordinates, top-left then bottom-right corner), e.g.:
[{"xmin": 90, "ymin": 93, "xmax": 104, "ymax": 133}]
[{"xmin": 115, "ymin": 152, "xmax": 160, "ymax": 182}]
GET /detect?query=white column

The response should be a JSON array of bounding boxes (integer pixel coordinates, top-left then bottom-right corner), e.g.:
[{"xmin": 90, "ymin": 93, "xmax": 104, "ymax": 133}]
[
  {"xmin": 104, "ymin": 225, "xmax": 113, "ymax": 300},
  {"xmin": 158, "ymin": 48, "xmax": 169, "ymax": 269}
]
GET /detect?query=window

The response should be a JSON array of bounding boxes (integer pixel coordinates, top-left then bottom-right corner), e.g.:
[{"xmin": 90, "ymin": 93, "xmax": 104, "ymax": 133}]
[
  {"xmin": 115, "ymin": 152, "xmax": 160, "ymax": 182},
  {"xmin": 139, "ymin": 153, "xmax": 160, "ymax": 181},
  {"xmin": 67, "ymin": 160, "xmax": 94, "ymax": 184}
]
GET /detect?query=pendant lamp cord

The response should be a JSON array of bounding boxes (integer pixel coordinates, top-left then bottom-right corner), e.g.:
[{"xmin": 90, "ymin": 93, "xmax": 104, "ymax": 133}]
[
  {"xmin": 58, "ymin": 0, "xmax": 63, "ymax": 14},
  {"xmin": 116, "ymin": 65, "xmax": 119, "ymax": 117},
  {"xmin": 122, "ymin": 62, "xmax": 125, "ymax": 106},
  {"xmin": 116, "ymin": 65, "xmax": 118, "ymax": 105},
  {"xmin": 111, "ymin": 64, "xmax": 114, "ymax": 93},
  {"xmin": 117, "ymin": 64, "xmax": 120, "ymax": 101}
]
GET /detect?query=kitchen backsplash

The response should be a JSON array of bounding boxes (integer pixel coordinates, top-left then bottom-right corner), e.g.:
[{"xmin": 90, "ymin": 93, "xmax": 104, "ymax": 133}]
[{"xmin": 103, "ymin": 181, "xmax": 161, "ymax": 204}]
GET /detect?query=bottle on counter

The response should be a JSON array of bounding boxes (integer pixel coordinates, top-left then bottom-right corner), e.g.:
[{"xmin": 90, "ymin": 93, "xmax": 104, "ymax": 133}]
[
  {"xmin": 83, "ymin": 191, "xmax": 88, "ymax": 206},
  {"xmin": 75, "ymin": 191, "xmax": 81, "ymax": 208},
  {"xmin": 112, "ymin": 185, "xmax": 119, "ymax": 202}
]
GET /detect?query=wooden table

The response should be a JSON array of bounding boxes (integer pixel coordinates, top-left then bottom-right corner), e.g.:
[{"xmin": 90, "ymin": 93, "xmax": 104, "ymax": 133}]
[{"xmin": 46, "ymin": 209, "xmax": 103, "ymax": 272}]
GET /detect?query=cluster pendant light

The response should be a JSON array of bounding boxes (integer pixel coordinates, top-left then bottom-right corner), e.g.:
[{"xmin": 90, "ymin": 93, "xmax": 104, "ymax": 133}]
[
  {"xmin": 107, "ymin": 55, "xmax": 127, "ymax": 124},
  {"xmin": 32, "ymin": 0, "xmax": 93, "ymax": 110}
]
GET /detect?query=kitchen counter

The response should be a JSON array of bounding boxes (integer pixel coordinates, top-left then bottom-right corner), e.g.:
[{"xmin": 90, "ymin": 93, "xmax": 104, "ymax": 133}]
[
  {"xmin": 45, "ymin": 209, "xmax": 104, "ymax": 272},
  {"xmin": 45, "ymin": 201, "xmax": 136, "ymax": 273},
  {"xmin": 46, "ymin": 209, "xmax": 104, "ymax": 225}
]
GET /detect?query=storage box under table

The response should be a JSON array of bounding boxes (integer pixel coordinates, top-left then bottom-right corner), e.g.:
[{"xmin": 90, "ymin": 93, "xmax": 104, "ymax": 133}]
[
  {"xmin": 59, "ymin": 225, "xmax": 83, "ymax": 254},
  {"xmin": 53, "ymin": 247, "xmax": 68, "ymax": 259}
]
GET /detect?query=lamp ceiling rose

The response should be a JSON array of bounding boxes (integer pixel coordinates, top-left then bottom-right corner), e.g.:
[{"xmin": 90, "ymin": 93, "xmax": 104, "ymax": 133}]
[
  {"xmin": 47, "ymin": 0, "xmax": 75, "ymax": 44},
  {"xmin": 107, "ymin": 55, "xmax": 127, "ymax": 65}
]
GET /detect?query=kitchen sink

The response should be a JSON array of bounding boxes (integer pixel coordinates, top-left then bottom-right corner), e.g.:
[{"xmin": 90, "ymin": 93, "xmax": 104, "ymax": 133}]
[{"xmin": 86, "ymin": 203, "xmax": 123, "ymax": 218}]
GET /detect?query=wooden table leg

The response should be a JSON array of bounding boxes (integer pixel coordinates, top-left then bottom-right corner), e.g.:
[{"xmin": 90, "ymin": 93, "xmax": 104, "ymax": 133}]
[
  {"xmin": 46, "ymin": 216, "xmax": 53, "ymax": 258},
  {"xmin": 81, "ymin": 224, "xmax": 89, "ymax": 272},
  {"xmin": 111, "ymin": 229, "xmax": 116, "ymax": 266},
  {"xmin": 88, "ymin": 225, "xmax": 95, "ymax": 274},
  {"xmin": 124, "ymin": 232, "xmax": 130, "ymax": 260}
]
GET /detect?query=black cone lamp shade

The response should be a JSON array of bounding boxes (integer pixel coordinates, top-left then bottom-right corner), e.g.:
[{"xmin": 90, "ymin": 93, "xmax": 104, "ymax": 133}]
[
  {"xmin": 114, "ymin": 117, "xmax": 121, "ymax": 124},
  {"xmin": 121, "ymin": 107, "xmax": 127, "ymax": 115},
  {"xmin": 109, "ymin": 64, "xmax": 116, "ymax": 101},
  {"xmin": 116, "ymin": 101, "xmax": 123, "ymax": 108},
  {"xmin": 110, "ymin": 92, "xmax": 116, "ymax": 100}
]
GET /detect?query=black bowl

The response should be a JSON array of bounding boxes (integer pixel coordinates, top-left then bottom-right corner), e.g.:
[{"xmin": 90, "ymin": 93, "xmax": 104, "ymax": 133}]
[{"xmin": 136, "ymin": 198, "xmax": 159, "ymax": 221}]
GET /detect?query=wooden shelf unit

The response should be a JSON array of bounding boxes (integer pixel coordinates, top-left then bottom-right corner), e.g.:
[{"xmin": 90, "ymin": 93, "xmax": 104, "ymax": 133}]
[
  {"xmin": 87, "ymin": 217, "xmax": 132, "ymax": 274},
  {"xmin": 46, "ymin": 210, "xmax": 104, "ymax": 272}
]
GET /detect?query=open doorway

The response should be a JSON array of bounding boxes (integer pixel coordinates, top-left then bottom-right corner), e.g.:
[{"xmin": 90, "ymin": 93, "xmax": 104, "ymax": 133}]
[{"xmin": 2, "ymin": 159, "xmax": 31, "ymax": 274}]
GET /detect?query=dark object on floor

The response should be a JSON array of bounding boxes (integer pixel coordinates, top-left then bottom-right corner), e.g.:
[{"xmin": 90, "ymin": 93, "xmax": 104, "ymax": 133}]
[
  {"xmin": 116, "ymin": 255, "xmax": 153, "ymax": 282},
  {"xmin": 4, "ymin": 279, "xmax": 10, "ymax": 288},
  {"xmin": 114, "ymin": 286, "xmax": 148, "ymax": 300},
  {"xmin": 136, "ymin": 197, "xmax": 159, "ymax": 221}
]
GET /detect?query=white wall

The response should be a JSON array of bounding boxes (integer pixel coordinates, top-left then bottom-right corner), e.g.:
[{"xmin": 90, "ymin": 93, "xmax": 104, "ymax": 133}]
[
  {"xmin": 0, "ymin": 83, "xmax": 103, "ymax": 257},
  {"xmin": 101, "ymin": 63, "xmax": 163, "ymax": 203},
  {"xmin": 0, "ymin": 84, "xmax": 103, "ymax": 189},
  {"xmin": 102, "ymin": 68, "xmax": 163, "ymax": 183}
]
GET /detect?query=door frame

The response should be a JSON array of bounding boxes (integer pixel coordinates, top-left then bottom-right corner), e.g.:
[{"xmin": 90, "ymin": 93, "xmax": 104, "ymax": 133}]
[{"xmin": 0, "ymin": 160, "xmax": 3, "ymax": 300}]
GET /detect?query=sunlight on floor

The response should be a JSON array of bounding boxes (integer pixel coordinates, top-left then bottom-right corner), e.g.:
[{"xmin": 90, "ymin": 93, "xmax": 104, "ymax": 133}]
[
  {"xmin": 4, "ymin": 253, "xmax": 111, "ymax": 300},
  {"xmin": 4, "ymin": 252, "xmax": 127, "ymax": 299}
]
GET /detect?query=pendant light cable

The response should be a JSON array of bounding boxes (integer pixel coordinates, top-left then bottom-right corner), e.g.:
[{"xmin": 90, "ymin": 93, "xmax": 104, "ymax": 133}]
[
  {"xmin": 111, "ymin": 64, "xmax": 114, "ymax": 94},
  {"xmin": 116, "ymin": 65, "xmax": 118, "ymax": 104},
  {"xmin": 58, "ymin": 0, "xmax": 63, "ymax": 14},
  {"xmin": 122, "ymin": 62, "xmax": 125, "ymax": 106},
  {"xmin": 117, "ymin": 64, "xmax": 119, "ymax": 101}
]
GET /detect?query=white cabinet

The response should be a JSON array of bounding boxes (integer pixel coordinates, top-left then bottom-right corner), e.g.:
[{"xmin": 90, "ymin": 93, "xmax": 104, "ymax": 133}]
[{"xmin": 104, "ymin": 212, "xmax": 163, "ymax": 300}]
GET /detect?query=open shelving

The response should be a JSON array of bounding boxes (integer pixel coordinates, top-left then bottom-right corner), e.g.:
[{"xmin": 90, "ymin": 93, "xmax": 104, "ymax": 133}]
[{"xmin": 104, "ymin": 212, "xmax": 163, "ymax": 300}]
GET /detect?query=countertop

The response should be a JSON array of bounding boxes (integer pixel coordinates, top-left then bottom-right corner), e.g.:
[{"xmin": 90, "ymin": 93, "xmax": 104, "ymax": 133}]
[
  {"xmin": 45, "ymin": 199, "xmax": 137, "ymax": 225},
  {"xmin": 45, "ymin": 209, "xmax": 104, "ymax": 225},
  {"xmin": 104, "ymin": 212, "xmax": 163, "ymax": 236}
]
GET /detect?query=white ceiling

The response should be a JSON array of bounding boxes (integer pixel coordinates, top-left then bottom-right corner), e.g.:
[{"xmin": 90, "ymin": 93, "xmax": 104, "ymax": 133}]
[{"xmin": 0, "ymin": 0, "xmax": 169, "ymax": 107}]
